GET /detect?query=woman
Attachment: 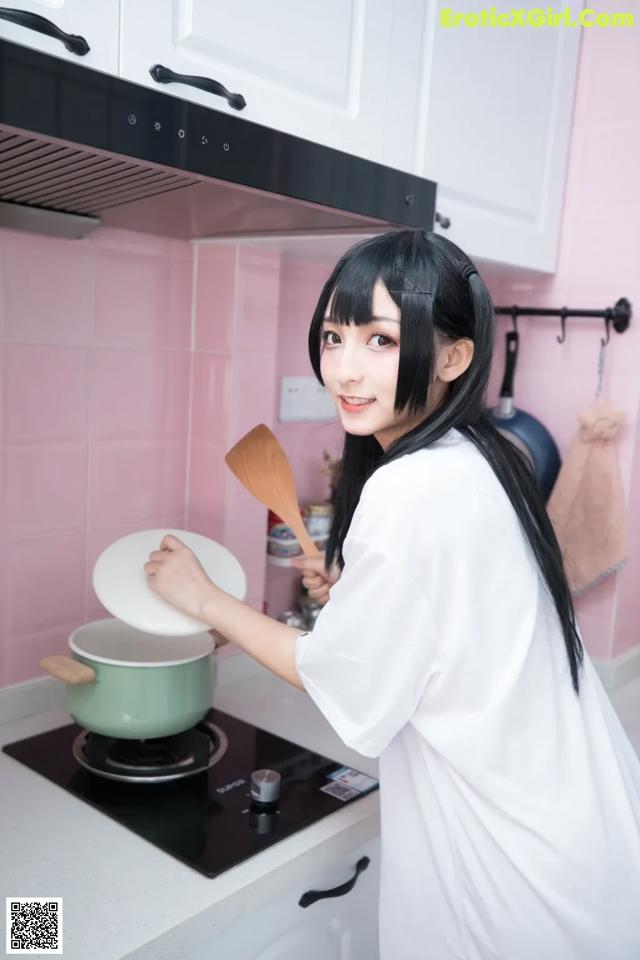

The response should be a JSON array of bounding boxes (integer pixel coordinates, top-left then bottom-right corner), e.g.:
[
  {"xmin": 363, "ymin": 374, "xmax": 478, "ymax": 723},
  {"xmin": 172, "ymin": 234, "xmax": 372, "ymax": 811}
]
[{"xmin": 144, "ymin": 230, "xmax": 640, "ymax": 960}]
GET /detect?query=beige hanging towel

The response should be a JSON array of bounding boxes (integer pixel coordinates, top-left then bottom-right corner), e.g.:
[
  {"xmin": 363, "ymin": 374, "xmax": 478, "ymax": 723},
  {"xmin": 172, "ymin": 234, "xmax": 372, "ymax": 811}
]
[{"xmin": 546, "ymin": 396, "xmax": 628, "ymax": 597}]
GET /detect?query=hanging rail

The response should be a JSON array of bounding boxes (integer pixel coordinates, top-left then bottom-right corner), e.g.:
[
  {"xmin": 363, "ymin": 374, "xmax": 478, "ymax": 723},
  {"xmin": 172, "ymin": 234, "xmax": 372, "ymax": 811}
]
[{"xmin": 494, "ymin": 297, "xmax": 632, "ymax": 345}]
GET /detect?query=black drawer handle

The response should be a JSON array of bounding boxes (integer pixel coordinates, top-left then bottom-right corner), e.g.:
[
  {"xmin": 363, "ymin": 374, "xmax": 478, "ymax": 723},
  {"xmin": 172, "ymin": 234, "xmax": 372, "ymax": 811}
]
[
  {"xmin": 0, "ymin": 7, "xmax": 89, "ymax": 55},
  {"xmin": 298, "ymin": 856, "xmax": 370, "ymax": 908},
  {"xmin": 149, "ymin": 63, "xmax": 246, "ymax": 111}
]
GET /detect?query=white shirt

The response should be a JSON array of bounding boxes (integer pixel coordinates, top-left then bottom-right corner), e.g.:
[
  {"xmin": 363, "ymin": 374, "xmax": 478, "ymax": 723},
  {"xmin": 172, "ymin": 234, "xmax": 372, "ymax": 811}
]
[{"xmin": 295, "ymin": 428, "xmax": 640, "ymax": 960}]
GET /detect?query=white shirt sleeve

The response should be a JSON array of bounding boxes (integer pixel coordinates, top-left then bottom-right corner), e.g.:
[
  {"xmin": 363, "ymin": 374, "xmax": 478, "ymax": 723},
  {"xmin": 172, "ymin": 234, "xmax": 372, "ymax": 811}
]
[{"xmin": 294, "ymin": 535, "xmax": 441, "ymax": 758}]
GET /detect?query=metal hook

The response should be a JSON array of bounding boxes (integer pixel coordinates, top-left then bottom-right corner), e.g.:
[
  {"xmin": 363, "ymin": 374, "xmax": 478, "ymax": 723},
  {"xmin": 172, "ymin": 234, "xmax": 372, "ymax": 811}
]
[
  {"xmin": 596, "ymin": 338, "xmax": 607, "ymax": 397},
  {"xmin": 601, "ymin": 312, "xmax": 612, "ymax": 347},
  {"xmin": 557, "ymin": 307, "xmax": 568, "ymax": 344}
]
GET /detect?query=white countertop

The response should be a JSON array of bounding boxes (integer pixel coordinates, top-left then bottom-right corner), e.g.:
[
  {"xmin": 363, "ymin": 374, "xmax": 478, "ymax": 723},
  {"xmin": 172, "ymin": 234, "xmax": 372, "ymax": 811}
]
[{"xmin": 0, "ymin": 650, "xmax": 380, "ymax": 960}]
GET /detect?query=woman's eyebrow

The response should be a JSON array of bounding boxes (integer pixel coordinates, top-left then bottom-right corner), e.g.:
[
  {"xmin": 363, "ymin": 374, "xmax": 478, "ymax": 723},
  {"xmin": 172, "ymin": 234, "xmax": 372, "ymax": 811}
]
[{"xmin": 321, "ymin": 315, "xmax": 400, "ymax": 325}]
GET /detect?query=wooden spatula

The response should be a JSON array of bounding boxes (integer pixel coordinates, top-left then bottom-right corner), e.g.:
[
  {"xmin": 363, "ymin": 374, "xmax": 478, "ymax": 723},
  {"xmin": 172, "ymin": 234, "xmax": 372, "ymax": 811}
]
[{"xmin": 225, "ymin": 424, "xmax": 321, "ymax": 557}]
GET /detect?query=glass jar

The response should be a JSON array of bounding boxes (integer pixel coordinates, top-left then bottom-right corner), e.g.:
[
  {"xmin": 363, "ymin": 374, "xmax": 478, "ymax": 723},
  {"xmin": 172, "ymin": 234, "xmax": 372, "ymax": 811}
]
[{"xmin": 304, "ymin": 502, "xmax": 333, "ymax": 539}]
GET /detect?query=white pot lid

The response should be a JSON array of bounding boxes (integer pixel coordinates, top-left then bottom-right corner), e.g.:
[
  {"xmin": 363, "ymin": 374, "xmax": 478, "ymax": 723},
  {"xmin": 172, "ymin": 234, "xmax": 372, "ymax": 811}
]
[{"xmin": 92, "ymin": 528, "xmax": 247, "ymax": 637}]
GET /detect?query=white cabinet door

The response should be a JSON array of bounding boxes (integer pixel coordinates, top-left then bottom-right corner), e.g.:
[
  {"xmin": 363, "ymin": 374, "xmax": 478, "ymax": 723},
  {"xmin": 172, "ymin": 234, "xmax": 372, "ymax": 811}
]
[
  {"xmin": 0, "ymin": 0, "xmax": 119, "ymax": 74},
  {"xmin": 408, "ymin": 1, "xmax": 582, "ymax": 272},
  {"xmin": 119, "ymin": 0, "xmax": 412, "ymax": 170},
  {"xmin": 191, "ymin": 837, "xmax": 380, "ymax": 960}
]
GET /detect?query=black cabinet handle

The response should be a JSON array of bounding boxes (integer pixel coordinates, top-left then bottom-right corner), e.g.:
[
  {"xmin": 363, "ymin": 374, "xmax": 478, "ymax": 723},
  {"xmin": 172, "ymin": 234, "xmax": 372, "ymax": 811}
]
[
  {"xmin": 298, "ymin": 856, "xmax": 370, "ymax": 908},
  {"xmin": 0, "ymin": 7, "xmax": 89, "ymax": 55},
  {"xmin": 149, "ymin": 63, "xmax": 246, "ymax": 110},
  {"xmin": 435, "ymin": 211, "xmax": 451, "ymax": 230}
]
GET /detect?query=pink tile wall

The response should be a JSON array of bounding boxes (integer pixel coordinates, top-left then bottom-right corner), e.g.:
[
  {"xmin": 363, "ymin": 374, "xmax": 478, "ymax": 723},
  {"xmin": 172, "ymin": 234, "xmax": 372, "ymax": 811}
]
[
  {"xmin": 265, "ymin": 257, "xmax": 344, "ymax": 619},
  {"xmin": 482, "ymin": 14, "xmax": 640, "ymax": 659},
  {"xmin": 274, "ymin": 257, "xmax": 343, "ymax": 500},
  {"xmin": 188, "ymin": 243, "xmax": 282, "ymax": 616},
  {"xmin": 188, "ymin": 247, "xmax": 344, "ymax": 623},
  {"xmin": 0, "ymin": 231, "xmax": 332, "ymax": 687},
  {"xmin": 0, "ymin": 227, "xmax": 193, "ymax": 686}
]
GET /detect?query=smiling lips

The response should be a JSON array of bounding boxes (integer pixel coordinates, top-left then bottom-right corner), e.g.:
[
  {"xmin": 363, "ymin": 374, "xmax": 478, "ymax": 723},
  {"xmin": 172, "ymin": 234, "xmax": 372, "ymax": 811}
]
[{"xmin": 339, "ymin": 396, "xmax": 375, "ymax": 411}]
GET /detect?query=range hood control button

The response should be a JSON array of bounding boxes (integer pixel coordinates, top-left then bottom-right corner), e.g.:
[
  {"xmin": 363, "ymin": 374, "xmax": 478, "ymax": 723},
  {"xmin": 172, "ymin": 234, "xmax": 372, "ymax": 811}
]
[{"xmin": 250, "ymin": 769, "xmax": 281, "ymax": 804}]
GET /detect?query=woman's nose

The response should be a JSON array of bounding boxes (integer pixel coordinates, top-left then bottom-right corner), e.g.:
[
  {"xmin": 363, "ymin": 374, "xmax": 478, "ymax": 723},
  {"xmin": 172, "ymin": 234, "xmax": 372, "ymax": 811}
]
[{"xmin": 335, "ymin": 342, "xmax": 364, "ymax": 384}]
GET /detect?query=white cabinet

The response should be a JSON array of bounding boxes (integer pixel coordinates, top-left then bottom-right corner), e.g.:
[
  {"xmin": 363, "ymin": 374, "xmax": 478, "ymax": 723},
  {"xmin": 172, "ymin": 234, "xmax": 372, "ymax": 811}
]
[
  {"xmin": 117, "ymin": 0, "xmax": 582, "ymax": 272},
  {"xmin": 190, "ymin": 837, "xmax": 380, "ymax": 959},
  {"xmin": 0, "ymin": 1, "xmax": 583, "ymax": 272},
  {"xmin": 118, "ymin": 0, "xmax": 413, "ymax": 171},
  {"xmin": 0, "ymin": 0, "xmax": 119, "ymax": 74},
  {"xmin": 406, "ymin": 0, "xmax": 583, "ymax": 272}
]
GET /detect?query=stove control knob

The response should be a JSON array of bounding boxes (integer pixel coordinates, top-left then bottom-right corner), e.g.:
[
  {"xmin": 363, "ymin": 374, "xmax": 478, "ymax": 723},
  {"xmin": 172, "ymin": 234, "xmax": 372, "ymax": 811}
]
[{"xmin": 250, "ymin": 768, "xmax": 281, "ymax": 804}]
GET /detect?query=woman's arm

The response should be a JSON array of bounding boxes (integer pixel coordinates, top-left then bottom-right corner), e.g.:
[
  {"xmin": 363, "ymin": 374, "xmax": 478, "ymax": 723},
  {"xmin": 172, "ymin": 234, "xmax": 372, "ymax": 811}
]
[
  {"xmin": 144, "ymin": 534, "xmax": 307, "ymax": 690},
  {"xmin": 201, "ymin": 586, "xmax": 306, "ymax": 691}
]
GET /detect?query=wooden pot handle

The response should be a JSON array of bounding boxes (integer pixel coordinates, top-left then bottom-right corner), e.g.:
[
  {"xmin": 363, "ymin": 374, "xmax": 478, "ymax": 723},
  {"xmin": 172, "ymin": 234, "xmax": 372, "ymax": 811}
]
[{"xmin": 40, "ymin": 655, "xmax": 96, "ymax": 685}]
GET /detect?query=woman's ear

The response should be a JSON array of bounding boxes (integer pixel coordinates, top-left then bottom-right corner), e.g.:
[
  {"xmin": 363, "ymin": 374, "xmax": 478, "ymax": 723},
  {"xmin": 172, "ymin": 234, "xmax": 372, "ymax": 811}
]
[{"xmin": 437, "ymin": 338, "xmax": 474, "ymax": 382}]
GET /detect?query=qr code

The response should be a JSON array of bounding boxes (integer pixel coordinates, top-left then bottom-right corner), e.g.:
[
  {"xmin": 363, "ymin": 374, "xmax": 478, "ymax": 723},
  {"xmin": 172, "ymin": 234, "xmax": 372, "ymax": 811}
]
[{"xmin": 5, "ymin": 898, "xmax": 63, "ymax": 954}]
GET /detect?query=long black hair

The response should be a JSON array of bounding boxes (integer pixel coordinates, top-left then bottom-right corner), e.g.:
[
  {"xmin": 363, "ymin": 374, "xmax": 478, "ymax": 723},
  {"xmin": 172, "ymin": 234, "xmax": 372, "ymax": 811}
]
[{"xmin": 307, "ymin": 229, "xmax": 584, "ymax": 694}]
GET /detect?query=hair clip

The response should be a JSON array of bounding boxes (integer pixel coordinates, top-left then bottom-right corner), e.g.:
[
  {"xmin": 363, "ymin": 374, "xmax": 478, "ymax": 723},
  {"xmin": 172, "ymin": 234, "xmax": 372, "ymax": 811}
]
[{"xmin": 458, "ymin": 262, "xmax": 477, "ymax": 281}]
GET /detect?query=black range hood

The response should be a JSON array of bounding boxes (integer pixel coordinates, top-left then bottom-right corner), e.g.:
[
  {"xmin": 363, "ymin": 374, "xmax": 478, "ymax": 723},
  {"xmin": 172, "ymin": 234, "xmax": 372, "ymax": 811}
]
[{"xmin": 0, "ymin": 39, "xmax": 437, "ymax": 241}]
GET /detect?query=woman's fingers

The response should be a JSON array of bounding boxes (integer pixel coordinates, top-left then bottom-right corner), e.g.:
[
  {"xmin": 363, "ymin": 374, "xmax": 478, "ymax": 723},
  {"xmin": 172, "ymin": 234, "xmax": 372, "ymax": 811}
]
[
  {"xmin": 302, "ymin": 571, "xmax": 324, "ymax": 588},
  {"xmin": 291, "ymin": 555, "xmax": 327, "ymax": 576},
  {"xmin": 291, "ymin": 554, "xmax": 335, "ymax": 607},
  {"xmin": 307, "ymin": 585, "xmax": 330, "ymax": 605},
  {"xmin": 306, "ymin": 583, "xmax": 327, "ymax": 599}
]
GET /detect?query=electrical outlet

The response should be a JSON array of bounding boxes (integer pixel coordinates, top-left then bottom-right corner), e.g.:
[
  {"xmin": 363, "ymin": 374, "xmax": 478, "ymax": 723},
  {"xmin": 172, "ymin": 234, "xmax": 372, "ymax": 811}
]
[{"xmin": 279, "ymin": 376, "xmax": 337, "ymax": 422}]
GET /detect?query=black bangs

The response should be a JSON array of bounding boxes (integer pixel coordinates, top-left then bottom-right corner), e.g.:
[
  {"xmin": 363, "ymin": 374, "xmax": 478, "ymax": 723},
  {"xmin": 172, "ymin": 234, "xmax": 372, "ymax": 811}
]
[
  {"xmin": 307, "ymin": 234, "xmax": 394, "ymax": 383},
  {"xmin": 308, "ymin": 230, "xmax": 439, "ymax": 415}
]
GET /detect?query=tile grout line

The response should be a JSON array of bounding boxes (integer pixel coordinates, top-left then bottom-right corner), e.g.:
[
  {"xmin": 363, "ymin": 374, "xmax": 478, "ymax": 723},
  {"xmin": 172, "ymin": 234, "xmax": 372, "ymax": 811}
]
[
  {"xmin": 184, "ymin": 243, "xmax": 199, "ymax": 530},
  {"xmin": 223, "ymin": 245, "xmax": 241, "ymax": 548},
  {"xmin": 83, "ymin": 245, "xmax": 98, "ymax": 626}
]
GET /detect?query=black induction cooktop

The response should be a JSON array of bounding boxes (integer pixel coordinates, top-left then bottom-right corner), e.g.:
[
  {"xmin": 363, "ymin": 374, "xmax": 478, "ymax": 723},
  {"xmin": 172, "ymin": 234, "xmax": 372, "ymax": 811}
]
[{"xmin": 2, "ymin": 709, "xmax": 378, "ymax": 878}]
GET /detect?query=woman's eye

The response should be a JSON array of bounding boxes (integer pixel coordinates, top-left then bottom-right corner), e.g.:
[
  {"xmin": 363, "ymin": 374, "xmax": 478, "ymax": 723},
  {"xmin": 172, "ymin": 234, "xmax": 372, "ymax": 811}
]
[
  {"xmin": 370, "ymin": 334, "xmax": 395, "ymax": 348},
  {"xmin": 320, "ymin": 330, "xmax": 396, "ymax": 348}
]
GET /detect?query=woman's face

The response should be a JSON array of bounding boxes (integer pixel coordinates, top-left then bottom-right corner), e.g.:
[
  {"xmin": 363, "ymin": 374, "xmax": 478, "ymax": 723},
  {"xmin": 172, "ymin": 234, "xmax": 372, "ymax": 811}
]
[{"xmin": 320, "ymin": 280, "xmax": 448, "ymax": 451}]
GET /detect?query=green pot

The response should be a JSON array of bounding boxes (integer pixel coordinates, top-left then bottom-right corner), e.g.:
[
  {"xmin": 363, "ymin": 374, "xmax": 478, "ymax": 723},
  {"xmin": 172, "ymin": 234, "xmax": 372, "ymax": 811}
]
[{"xmin": 41, "ymin": 618, "xmax": 215, "ymax": 739}]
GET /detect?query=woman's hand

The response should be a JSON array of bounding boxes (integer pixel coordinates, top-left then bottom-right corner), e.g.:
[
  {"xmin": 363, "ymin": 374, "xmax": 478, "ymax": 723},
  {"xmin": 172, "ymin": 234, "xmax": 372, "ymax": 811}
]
[
  {"xmin": 144, "ymin": 534, "xmax": 218, "ymax": 621},
  {"xmin": 290, "ymin": 554, "xmax": 341, "ymax": 606}
]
